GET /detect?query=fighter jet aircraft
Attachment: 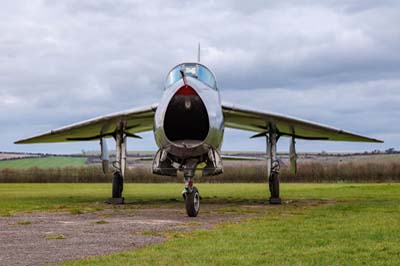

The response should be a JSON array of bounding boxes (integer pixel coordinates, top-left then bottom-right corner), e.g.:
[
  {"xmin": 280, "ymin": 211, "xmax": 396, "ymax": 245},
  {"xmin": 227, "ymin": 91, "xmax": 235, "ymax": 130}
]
[{"xmin": 15, "ymin": 51, "xmax": 383, "ymax": 217}]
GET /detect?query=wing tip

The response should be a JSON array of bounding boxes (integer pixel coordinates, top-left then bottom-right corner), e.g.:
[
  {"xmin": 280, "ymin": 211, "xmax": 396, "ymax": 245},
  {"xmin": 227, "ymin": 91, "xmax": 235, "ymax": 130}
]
[
  {"xmin": 14, "ymin": 139, "xmax": 29, "ymax": 144},
  {"xmin": 14, "ymin": 136, "xmax": 40, "ymax": 144},
  {"xmin": 359, "ymin": 137, "xmax": 384, "ymax": 143}
]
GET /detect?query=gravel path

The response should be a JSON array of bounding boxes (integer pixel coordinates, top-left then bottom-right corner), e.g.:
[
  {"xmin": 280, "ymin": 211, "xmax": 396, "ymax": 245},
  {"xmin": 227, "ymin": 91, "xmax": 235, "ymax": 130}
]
[{"xmin": 0, "ymin": 204, "xmax": 253, "ymax": 266}]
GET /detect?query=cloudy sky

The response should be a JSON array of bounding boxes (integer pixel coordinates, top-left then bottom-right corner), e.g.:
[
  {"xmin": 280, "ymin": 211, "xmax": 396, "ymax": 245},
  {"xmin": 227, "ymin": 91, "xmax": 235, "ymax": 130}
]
[{"xmin": 1, "ymin": 0, "xmax": 399, "ymax": 154}]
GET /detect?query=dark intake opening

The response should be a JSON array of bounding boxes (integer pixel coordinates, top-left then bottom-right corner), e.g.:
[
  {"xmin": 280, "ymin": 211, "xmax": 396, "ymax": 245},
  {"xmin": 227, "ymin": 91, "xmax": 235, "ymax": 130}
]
[{"xmin": 164, "ymin": 93, "xmax": 209, "ymax": 142}]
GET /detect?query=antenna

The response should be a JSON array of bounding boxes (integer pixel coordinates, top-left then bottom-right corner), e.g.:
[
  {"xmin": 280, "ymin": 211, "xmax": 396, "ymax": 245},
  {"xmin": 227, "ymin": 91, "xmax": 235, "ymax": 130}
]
[{"xmin": 197, "ymin": 43, "xmax": 201, "ymax": 62}]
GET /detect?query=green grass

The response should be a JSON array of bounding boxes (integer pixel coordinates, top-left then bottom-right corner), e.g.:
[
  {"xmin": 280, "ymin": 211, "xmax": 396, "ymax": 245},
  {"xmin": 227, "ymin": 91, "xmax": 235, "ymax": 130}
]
[
  {"xmin": 69, "ymin": 208, "xmax": 84, "ymax": 215},
  {"xmin": 141, "ymin": 230, "xmax": 165, "ymax": 237},
  {"xmin": 46, "ymin": 234, "xmax": 66, "ymax": 240},
  {"xmin": 0, "ymin": 156, "xmax": 86, "ymax": 169},
  {"xmin": 0, "ymin": 183, "xmax": 399, "ymax": 265},
  {"xmin": 0, "ymin": 183, "xmax": 398, "ymax": 215},
  {"xmin": 64, "ymin": 183, "xmax": 399, "ymax": 266},
  {"xmin": 0, "ymin": 183, "xmax": 330, "ymax": 215},
  {"xmin": 16, "ymin": 220, "xmax": 31, "ymax": 225},
  {"xmin": 94, "ymin": 220, "xmax": 108, "ymax": 224}
]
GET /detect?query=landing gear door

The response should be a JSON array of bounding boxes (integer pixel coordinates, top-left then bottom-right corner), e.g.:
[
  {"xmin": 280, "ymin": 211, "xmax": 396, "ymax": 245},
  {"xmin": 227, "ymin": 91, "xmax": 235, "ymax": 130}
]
[{"xmin": 203, "ymin": 148, "xmax": 223, "ymax": 176}]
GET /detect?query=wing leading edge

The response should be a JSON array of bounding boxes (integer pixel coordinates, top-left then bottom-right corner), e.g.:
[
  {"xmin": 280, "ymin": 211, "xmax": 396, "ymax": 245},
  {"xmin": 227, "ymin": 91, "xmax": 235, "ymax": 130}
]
[
  {"xmin": 222, "ymin": 103, "xmax": 383, "ymax": 143},
  {"xmin": 15, "ymin": 104, "xmax": 158, "ymax": 144}
]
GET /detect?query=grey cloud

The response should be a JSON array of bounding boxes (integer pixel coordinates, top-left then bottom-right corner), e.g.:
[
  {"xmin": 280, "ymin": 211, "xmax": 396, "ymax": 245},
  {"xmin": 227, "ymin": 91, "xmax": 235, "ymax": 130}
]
[{"xmin": 0, "ymin": 0, "xmax": 398, "ymax": 153}]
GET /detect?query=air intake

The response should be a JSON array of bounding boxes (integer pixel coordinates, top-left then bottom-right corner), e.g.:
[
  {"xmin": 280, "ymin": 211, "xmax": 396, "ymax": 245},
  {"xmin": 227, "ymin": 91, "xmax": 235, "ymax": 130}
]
[{"xmin": 164, "ymin": 86, "xmax": 209, "ymax": 142}]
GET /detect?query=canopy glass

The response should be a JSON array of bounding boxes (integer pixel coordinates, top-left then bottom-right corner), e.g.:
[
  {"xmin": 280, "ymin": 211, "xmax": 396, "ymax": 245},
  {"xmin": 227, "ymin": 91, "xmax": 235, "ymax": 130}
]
[{"xmin": 165, "ymin": 63, "xmax": 217, "ymax": 90}]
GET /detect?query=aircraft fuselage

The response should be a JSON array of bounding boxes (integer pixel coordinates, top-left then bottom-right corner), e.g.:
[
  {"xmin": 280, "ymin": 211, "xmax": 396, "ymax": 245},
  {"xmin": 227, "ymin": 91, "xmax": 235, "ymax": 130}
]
[{"xmin": 154, "ymin": 66, "xmax": 224, "ymax": 161}]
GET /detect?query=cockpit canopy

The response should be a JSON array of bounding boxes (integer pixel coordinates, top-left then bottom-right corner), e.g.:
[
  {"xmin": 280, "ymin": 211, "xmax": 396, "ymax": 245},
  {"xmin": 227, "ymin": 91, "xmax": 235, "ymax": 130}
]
[{"xmin": 165, "ymin": 63, "xmax": 217, "ymax": 90}]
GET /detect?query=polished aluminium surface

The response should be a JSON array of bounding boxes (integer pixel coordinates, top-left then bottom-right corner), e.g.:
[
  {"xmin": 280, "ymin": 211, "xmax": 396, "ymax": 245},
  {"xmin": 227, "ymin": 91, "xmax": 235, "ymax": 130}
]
[{"xmin": 154, "ymin": 75, "xmax": 223, "ymax": 158}]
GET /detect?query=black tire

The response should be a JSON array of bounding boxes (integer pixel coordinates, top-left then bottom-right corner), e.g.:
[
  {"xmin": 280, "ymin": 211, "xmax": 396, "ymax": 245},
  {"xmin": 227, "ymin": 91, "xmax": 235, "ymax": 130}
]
[
  {"xmin": 112, "ymin": 172, "xmax": 123, "ymax": 198},
  {"xmin": 269, "ymin": 172, "xmax": 280, "ymax": 198},
  {"xmin": 185, "ymin": 187, "xmax": 200, "ymax": 217}
]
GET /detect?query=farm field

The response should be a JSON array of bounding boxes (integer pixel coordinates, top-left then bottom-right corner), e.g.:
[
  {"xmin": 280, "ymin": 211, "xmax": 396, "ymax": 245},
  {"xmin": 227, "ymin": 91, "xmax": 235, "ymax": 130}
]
[
  {"xmin": 0, "ymin": 183, "xmax": 399, "ymax": 265},
  {"xmin": 0, "ymin": 156, "xmax": 86, "ymax": 169}
]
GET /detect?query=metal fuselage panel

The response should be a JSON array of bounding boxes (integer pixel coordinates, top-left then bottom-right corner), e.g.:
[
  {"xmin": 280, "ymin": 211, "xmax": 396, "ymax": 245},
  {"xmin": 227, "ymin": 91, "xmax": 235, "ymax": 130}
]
[{"xmin": 154, "ymin": 77, "xmax": 224, "ymax": 159}]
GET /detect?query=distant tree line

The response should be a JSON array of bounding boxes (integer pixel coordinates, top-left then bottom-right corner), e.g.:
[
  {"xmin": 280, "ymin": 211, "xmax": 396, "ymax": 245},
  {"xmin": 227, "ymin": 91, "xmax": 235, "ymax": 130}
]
[{"xmin": 317, "ymin": 148, "xmax": 400, "ymax": 156}]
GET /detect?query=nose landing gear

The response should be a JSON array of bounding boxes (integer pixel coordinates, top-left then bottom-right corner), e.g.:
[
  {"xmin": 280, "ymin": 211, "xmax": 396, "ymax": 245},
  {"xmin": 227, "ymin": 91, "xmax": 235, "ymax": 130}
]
[{"xmin": 182, "ymin": 159, "xmax": 200, "ymax": 217}]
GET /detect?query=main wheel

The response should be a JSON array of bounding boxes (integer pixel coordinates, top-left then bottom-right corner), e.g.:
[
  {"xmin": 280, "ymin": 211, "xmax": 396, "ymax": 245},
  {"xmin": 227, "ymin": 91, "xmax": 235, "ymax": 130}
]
[
  {"xmin": 185, "ymin": 187, "xmax": 200, "ymax": 217},
  {"xmin": 269, "ymin": 172, "xmax": 280, "ymax": 198},
  {"xmin": 112, "ymin": 172, "xmax": 123, "ymax": 198}
]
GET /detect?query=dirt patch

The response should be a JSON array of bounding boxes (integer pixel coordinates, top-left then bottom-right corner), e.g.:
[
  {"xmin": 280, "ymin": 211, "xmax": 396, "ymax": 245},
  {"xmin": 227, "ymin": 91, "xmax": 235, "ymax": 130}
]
[
  {"xmin": 0, "ymin": 204, "xmax": 248, "ymax": 266},
  {"xmin": 0, "ymin": 200, "xmax": 328, "ymax": 266}
]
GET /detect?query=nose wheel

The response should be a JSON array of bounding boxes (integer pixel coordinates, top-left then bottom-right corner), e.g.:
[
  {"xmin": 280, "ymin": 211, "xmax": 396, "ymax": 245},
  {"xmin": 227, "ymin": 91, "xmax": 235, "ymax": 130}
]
[{"xmin": 184, "ymin": 187, "xmax": 200, "ymax": 217}]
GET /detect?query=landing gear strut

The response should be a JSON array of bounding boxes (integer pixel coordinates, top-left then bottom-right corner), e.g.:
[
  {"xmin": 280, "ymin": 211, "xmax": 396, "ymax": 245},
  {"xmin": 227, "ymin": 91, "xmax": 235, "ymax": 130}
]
[
  {"xmin": 107, "ymin": 128, "xmax": 126, "ymax": 204},
  {"xmin": 267, "ymin": 130, "xmax": 282, "ymax": 204},
  {"xmin": 182, "ymin": 159, "xmax": 200, "ymax": 217}
]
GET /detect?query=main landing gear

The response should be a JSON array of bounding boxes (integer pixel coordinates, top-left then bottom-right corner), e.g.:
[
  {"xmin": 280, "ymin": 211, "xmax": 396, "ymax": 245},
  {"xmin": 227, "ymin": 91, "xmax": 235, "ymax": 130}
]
[
  {"xmin": 266, "ymin": 130, "xmax": 282, "ymax": 204},
  {"xmin": 106, "ymin": 128, "xmax": 126, "ymax": 205}
]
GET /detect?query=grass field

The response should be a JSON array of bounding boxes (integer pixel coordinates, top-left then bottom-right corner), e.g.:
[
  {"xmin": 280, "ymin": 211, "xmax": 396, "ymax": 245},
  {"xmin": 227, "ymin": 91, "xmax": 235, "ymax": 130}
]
[
  {"xmin": 0, "ymin": 156, "xmax": 86, "ymax": 169},
  {"xmin": 0, "ymin": 183, "xmax": 399, "ymax": 265}
]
